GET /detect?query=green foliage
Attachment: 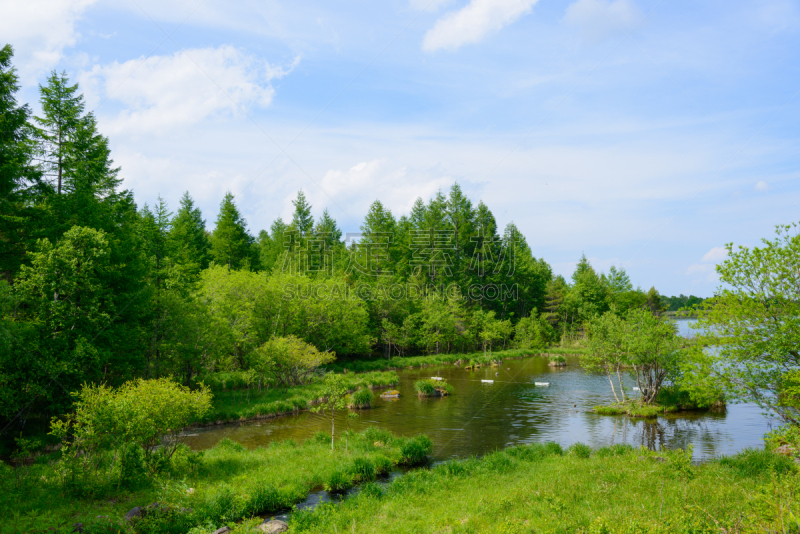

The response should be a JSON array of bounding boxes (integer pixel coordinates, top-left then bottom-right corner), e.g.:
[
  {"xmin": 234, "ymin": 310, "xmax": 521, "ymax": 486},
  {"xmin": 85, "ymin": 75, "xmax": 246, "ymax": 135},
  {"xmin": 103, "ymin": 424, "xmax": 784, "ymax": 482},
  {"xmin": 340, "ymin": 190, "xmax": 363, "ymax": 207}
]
[
  {"xmin": 249, "ymin": 335, "xmax": 335, "ymax": 387},
  {"xmin": 311, "ymin": 373, "xmax": 350, "ymax": 450},
  {"xmin": 585, "ymin": 309, "xmax": 681, "ymax": 404},
  {"xmin": 209, "ymin": 192, "xmax": 257, "ymax": 271},
  {"xmin": 49, "ymin": 378, "xmax": 212, "ymax": 482},
  {"xmin": 514, "ymin": 311, "xmax": 555, "ymax": 350},
  {"xmin": 684, "ymin": 224, "xmax": 800, "ymax": 425}
]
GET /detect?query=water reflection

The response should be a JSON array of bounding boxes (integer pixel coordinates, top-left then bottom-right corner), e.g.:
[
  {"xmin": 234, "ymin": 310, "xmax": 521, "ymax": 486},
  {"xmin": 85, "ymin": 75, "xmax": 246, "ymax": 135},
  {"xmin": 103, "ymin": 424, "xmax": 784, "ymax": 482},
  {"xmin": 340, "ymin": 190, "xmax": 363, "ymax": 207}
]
[{"xmin": 184, "ymin": 352, "xmax": 771, "ymax": 461}]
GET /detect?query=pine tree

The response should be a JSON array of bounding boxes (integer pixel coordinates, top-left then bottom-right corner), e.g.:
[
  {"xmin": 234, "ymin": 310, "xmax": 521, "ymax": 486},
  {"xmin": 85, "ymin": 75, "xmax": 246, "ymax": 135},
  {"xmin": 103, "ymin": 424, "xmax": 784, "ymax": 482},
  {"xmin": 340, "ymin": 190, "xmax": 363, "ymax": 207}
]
[
  {"xmin": 210, "ymin": 192, "xmax": 255, "ymax": 271},
  {"xmin": 0, "ymin": 44, "xmax": 41, "ymax": 278},
  {"xmin": 314, "ymin": 208, "xmax": 342, "ymax": 243},
  {"xmin": 168, "ymin": 191, "xmax": 210, "ymax": 275},
  {"xmin": 259, "ymin": 218, "xmax": 287, "ymax": 273},
  {"xmin": 409, "ymin": 197, "xmax": 426, "ymax": 229},
  {"xmin": 35, "ymin": 71, "xmax": 122, "ymax": 235},
  {"xmin": 291, "ymin": 190, "xmax": 314, "ymax": 236},
  {"xmin": 35, "ymin": 71, "xmax": 83, "ymax": 197}
]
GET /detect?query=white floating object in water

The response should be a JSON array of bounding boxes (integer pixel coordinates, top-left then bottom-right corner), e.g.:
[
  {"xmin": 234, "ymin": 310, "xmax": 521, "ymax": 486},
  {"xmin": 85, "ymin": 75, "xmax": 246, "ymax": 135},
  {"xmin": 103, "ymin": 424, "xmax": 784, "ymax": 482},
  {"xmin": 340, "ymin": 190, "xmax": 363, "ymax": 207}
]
[
  {"xmin": 633, "ymin": 387, "xmax": 640, "ymax": 391},
  {"xmin": 430, "ymin": 376, "xmax": 443, "ymax": 381},
  {"xmin": 535, "ymin": 382, "xmax": 550, "ymax": 386},
  {"xmin": 481, "ymin": 379, "xmax": 494, "ymax": 384}
]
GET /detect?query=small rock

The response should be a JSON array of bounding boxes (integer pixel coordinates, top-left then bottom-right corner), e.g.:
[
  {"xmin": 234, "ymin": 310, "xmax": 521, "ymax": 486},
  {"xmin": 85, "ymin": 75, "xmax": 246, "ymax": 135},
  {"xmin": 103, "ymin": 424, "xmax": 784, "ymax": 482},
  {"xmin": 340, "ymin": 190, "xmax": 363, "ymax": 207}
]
[
  {"xmin": 260, "ymin": 519, "xmax": 289, "ymax": 533},
  {"xmin": 186, "ymin": 487, "xmax": 195, "ymax": 495},
  {"xmin": 212, "ymin": 528, "xmax": 231, "ymax": 534},
  {"xmin": 776, "ymin": 444, "xmax": 794, "ymax": 456},
  {"xmin": 124, "ymin": 507, "xmax": 143, "ymax": 521}
]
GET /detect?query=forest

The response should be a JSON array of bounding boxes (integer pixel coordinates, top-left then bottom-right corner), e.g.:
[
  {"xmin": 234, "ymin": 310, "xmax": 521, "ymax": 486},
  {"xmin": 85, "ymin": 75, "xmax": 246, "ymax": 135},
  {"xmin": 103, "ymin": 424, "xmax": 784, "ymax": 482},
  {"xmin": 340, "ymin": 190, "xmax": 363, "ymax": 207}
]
[{"xmin": 0, "ymin": 44, "xmax": 668, "ymax": 448}]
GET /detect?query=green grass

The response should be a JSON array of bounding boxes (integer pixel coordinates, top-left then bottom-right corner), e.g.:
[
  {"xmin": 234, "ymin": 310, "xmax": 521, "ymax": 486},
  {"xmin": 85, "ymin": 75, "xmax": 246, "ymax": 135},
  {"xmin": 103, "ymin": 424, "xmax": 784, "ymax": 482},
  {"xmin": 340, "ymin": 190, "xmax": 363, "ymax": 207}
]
[
  {"xmin": 348, "ymin": 387, "xmax": 374, "ymax": 409},
  {"xmin": 289, "ymin": 442, "xmax": 798, "ymax": 534},
  {"xmin": 0, "ymin": 429, "xmax": 432, "ymax": 534},
  {"xmin": 594, "ymin": 402, "xmax": 666, "ymax": 417},
  {"xmin": 199, "ymin": 371, "xmax": 398, "ymax": 424},
  {"xmin": 329, "ymin": 348, "xmax": 587, "ymax": 374},
  {"xmin": 413, "ymin": 379, "xmax": 455, "ymax": 397}
]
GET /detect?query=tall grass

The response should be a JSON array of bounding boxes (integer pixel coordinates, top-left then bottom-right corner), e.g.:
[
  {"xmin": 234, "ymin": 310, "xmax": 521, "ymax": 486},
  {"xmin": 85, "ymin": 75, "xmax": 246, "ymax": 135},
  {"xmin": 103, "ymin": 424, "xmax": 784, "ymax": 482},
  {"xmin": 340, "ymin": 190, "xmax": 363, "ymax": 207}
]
[
  {"xmin": 0, "ymin": 429, "xmax": 431, "ymax": 533},
  {"xmin": 200, "ymin": 371, "xmax": 398, "ymax": 424},
  {"xmin": 291, "ymin": 442, "xmax": 798, "ymax": 533}
]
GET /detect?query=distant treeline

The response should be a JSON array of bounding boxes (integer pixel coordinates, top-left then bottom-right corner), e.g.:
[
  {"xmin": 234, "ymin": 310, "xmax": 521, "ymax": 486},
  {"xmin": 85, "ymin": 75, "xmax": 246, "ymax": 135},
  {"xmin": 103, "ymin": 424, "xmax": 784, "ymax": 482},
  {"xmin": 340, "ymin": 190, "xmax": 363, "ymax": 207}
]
[{"xmin": 661, "ymin": 294, "xmax": 708, "ymax": 312}]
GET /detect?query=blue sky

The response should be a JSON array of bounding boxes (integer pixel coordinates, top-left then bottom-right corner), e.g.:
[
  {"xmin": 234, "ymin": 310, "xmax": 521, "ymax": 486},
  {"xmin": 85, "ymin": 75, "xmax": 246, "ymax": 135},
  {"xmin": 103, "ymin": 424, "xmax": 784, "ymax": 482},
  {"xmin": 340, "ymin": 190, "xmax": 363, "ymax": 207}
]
[{"xmin": 3, "ymin": 0, "xmax": 799, "ymax": 296}]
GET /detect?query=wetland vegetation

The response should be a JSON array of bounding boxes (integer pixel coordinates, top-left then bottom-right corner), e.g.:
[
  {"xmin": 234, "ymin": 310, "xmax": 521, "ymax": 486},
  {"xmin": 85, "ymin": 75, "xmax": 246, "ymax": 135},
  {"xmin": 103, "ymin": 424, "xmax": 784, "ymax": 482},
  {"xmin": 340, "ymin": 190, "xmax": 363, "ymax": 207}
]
[{"xmin": 1, "ymin": 42, "xmax": 800, "ymax": 533}]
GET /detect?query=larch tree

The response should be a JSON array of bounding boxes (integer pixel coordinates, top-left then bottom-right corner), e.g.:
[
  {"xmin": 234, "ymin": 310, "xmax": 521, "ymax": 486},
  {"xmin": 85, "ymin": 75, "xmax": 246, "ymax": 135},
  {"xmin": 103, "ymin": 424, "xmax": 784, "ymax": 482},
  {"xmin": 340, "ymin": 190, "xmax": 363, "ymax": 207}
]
[{"xmin": 210, "ymin": 192, "xmax": 255, "ymax": 271}]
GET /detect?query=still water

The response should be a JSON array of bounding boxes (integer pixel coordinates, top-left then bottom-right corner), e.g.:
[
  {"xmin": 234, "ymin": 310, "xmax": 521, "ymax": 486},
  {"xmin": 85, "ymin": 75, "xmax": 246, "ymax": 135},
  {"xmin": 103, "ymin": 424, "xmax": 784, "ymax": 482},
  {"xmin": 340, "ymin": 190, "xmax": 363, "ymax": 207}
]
[{"xmin": 185, "ymin": 319, "xmax": 772, "ymax": 461}]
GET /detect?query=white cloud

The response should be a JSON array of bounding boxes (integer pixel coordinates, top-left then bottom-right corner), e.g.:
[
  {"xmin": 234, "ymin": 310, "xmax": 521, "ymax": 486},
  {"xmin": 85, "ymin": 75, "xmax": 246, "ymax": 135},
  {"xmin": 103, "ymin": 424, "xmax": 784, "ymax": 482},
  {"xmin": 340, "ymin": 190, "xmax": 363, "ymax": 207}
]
[
  {"xmin": 701, "ymin": 246, "xmax": 728, "ymax": 263},
  {"xmin": 80, "ymin": 46, "xmax": 299, "ymax": 135},
  {"xmin": 288, "ymin": 159, "xmax": 455, "ymax": 224},
  {"xmin": 422, "ymin": 0, "xmax": 540, "ymax": 52},
  {"xmin": 0, "ymin": 0, "xmax": 99, "ymax": 79},
  {"xmin": 687, "ymin": 246, "xmax": 727, "ymax": 282},
  {"xmin": 755, "ymin": 180, "xmax": 769, "ymax": 191},
  {"xmin": 564, "ymin": 0, "xmax": 641, "ymax": 42}
]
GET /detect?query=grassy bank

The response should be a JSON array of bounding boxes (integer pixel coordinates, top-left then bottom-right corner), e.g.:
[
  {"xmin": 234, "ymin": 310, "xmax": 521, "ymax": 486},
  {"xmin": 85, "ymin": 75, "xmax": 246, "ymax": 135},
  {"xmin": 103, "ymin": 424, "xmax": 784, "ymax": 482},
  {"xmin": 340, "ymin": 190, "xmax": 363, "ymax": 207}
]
[
  {"xmin": 289, "ymin": 442, "xmax": 797, "ymax": 534},
  {"xmin": 0, "ymin": 429, "xmax": 432, "ymax": 534},
  {"xmin": 198, "ymin": 371, "xmax": 398, "ymax": 425},
  {"xmin": 329, "ymin": 347, "xmax": 588, "ymax": 374}
]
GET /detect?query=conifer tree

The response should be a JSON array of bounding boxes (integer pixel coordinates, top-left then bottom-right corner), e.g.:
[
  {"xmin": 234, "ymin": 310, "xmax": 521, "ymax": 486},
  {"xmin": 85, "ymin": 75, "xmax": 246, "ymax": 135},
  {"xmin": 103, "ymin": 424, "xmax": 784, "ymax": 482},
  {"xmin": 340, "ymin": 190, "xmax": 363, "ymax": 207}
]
[
  {"xmin": 314, "ymin": 208, "xmax": 342, "ymax": 243},
  {"xmin": 0, "ymin": 44, "xmax": 40, "ymax": 278},
  {"xmin": 291, "ymin": 190, "xmax": 314, "ymax": 236},
  {"xmin": 35, "ymin": 71, "xmax": 122, "ymax": 235},
  {"xmin": 168, "ymin": 191, "xmax": 210, "ymax": 275},
  {"xmin": 210, "ymin": 192, "xmax": 255, "ymax": 271}
]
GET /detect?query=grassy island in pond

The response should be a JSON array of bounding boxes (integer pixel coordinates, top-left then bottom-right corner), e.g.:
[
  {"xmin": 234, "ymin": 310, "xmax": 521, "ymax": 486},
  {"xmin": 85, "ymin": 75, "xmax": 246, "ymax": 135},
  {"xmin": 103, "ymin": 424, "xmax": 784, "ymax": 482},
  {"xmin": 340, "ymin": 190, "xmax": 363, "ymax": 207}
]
[{"xmin": 414, "ymin": 378, "xmax": 455, "ymax": 397}]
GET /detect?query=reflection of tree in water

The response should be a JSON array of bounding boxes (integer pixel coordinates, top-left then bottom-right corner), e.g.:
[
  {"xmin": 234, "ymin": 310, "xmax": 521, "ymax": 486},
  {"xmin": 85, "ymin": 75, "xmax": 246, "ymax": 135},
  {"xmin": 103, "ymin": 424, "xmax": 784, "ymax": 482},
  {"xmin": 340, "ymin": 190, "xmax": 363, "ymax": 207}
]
[{"xmin": 613, "ymin": 417, "xmax": 727, "ymax": 457}]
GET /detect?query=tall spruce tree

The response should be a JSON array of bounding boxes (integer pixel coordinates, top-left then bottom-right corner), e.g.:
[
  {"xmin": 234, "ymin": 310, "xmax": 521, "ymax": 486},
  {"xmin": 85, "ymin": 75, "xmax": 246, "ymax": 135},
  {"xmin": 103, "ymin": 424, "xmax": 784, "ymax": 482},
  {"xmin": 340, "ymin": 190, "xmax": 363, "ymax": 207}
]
[
  {"xmin": 0, "ymin": 44, "xmax": 41, "ymax": 278},
  {"xmin": 168, "ymin": 192, "xmax": 210, "ymax": 277},
  {"xmin": 210, "ymin": 192, "xmax": 255, "ymax": 271},
  {"xmin": 35, "ymin": 71, "xmax": 122, "ymax": 236},
  {"xmin": 291, "ymin": 190, "xmax": 314, "ymax": 236}
]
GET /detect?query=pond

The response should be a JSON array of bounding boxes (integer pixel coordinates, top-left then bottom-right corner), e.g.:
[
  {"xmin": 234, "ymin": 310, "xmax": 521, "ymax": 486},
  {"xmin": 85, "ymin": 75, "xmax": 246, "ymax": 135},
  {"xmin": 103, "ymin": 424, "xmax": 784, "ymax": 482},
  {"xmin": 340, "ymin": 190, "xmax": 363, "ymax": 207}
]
[{"xmin": 184, "ymin": 319, "xmax": 773, "ymax": 461}]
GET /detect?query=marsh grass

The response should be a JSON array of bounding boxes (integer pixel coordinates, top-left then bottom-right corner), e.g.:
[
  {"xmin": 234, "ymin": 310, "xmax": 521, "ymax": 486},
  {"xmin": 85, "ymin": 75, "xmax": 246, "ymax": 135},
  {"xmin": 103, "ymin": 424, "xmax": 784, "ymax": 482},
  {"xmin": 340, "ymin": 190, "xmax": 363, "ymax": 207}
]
[
  {"xmin": 290, "ymin": 442, "xmax": 798, "ymax": 534},
  {"xmin": 414, "ymin": 379, "xmax": 454, "ymax": 397},
  {"xmin": 200, "ymin": 371, "xmax": 398, "ymax": 423},
  {"xmin": 0, "ymin": 429, "xmax": 430, "ymax": 534}
]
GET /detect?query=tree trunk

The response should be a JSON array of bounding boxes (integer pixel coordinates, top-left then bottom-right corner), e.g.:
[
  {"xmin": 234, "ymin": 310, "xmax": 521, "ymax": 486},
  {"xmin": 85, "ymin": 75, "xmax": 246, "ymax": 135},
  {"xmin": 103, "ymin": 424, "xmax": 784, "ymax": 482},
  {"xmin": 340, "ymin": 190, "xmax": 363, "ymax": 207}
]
[
  {"xmin": 331, "ymin": 412, "xmax": 335, "ymax": 451},
  {"xmin": 606, "ymin": 368, "xmax": 620, "ymax": 403}
]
